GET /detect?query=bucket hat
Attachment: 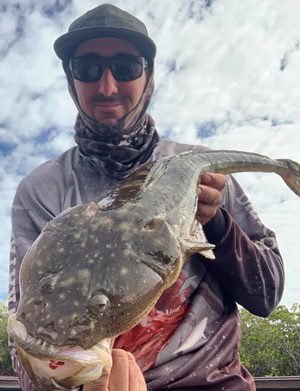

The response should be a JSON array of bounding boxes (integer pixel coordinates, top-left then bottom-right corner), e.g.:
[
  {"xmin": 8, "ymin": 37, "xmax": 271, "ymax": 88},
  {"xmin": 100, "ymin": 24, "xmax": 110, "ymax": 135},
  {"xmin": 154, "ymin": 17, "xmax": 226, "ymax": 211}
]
[{"xmin": 54, "ymin": 4, "xmax": 156, "ymax": 62}]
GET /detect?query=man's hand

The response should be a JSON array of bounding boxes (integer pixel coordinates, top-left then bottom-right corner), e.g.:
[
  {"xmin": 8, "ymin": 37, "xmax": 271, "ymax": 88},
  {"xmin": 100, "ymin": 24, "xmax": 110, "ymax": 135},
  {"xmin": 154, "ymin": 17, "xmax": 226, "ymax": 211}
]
[
  {"xmin": 83, "ymin": 349, "xmax": 146, "ymax": 391},
  {"xmin": 196, "ymin": 173, "xmax": 227, "ymax": 226}
]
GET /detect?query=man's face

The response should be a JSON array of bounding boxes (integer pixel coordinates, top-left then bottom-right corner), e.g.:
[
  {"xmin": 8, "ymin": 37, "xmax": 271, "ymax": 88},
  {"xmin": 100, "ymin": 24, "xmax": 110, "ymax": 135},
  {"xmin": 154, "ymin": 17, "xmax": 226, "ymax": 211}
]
[{"xmin": 73, "ymin": 37, "xmax": 147, "ymax": 125}]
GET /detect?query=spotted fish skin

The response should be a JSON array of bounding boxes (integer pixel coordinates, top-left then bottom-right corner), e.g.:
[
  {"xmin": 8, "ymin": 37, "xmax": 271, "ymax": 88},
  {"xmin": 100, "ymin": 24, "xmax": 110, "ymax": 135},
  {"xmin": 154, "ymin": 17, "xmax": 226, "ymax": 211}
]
[{"xmin": 9, "ymin": 150, "xmax": 300, "ymax": 389}]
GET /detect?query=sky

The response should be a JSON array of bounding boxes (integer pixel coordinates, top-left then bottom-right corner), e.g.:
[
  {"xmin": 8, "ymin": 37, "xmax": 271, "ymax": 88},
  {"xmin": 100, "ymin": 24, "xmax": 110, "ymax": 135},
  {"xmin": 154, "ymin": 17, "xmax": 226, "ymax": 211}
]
[{"xmin": 0, "ymin": 0, "xmax": 300, "ymax": 309}]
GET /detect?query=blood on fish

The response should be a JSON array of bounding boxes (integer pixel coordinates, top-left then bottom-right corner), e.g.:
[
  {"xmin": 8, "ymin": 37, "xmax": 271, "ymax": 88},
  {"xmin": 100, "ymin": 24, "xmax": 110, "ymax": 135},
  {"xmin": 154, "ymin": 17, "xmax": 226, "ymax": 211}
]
[{"xmin": 49, "ymin": 360, "xmax": 65, "ymax": 370}]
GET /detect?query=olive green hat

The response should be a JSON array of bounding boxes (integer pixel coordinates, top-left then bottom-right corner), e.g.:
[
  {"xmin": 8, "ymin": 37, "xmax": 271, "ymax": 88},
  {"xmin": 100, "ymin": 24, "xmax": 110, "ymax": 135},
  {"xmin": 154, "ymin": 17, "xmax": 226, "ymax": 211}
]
[{"xmin": 54, "ymin": 3, "xmax": 156, "ymax": 62}]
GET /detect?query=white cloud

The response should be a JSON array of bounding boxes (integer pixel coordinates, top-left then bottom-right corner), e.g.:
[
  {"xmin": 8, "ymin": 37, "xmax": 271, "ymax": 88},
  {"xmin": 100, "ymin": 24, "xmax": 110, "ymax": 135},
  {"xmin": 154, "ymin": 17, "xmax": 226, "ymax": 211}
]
[{"xmin": 0, "ymin": 0, "xmax": 299, "ymax": 308}]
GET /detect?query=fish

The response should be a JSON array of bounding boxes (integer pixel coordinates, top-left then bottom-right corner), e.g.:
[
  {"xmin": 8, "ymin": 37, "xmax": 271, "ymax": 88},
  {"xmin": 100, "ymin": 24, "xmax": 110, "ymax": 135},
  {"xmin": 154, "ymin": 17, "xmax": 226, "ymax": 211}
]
[{"xmin": 8, "ymin": 150, "xmax": 300, "ymax": 390}]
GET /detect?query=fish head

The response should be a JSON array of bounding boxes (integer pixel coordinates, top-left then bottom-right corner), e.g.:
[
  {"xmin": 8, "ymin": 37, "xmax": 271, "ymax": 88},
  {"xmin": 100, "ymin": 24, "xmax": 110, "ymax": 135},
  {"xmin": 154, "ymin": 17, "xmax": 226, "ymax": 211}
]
[
  {"xmin": 13, "ymin": 202, "xmax": 183, "ymax": 361},
  {"xmin": 10, "ymin": 203, "xmax": 115, "ymax": 389}
]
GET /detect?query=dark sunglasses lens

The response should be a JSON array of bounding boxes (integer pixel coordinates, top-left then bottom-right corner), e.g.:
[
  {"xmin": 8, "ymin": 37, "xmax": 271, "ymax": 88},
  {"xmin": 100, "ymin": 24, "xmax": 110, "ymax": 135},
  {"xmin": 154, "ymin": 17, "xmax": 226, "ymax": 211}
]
[
  {"xmin": 111, "ymin": 55, "xmax": 143, "ymax": 81},
  {"xmin": 71, "ymin": 57, "xmax": 103, "ymax": 82},
  {"xmin": 70, "ymin": 54, "xmax": 145, "ymax": 82}
]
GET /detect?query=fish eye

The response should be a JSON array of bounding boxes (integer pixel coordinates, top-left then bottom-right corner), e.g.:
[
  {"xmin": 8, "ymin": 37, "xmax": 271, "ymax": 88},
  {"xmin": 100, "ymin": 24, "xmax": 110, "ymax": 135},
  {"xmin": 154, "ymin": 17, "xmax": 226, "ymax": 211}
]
[
  {"xmin": 88, "ymin": 293, "xmax": 110, "ymax": 315},
  {"xmin": 143, "ymin": 217, "xmax": 165, "ymax": 231}
]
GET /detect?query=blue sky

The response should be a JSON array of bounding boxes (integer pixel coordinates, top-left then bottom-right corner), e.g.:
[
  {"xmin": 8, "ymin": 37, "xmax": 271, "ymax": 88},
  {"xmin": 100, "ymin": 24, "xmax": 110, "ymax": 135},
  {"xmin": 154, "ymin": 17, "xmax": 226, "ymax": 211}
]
[{"xmin": 0, "ymin": 0, "xmax": 300, "ymax": 307}]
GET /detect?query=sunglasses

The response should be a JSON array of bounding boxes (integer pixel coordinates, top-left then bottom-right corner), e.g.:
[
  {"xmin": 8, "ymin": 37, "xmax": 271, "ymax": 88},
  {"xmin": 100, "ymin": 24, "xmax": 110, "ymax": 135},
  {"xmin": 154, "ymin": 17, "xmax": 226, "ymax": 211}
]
[{"xmin": 69, "ymin": 53, "xmax": 148, "ymax": 83}]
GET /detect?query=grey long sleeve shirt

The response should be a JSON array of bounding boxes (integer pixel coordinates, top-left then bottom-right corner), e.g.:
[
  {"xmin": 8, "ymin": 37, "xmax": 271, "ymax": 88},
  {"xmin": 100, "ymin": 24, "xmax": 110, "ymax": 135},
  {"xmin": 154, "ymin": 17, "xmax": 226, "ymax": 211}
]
[{"xmin": 8, "ymin": 139, "xmax": 284, "ymax": 390}]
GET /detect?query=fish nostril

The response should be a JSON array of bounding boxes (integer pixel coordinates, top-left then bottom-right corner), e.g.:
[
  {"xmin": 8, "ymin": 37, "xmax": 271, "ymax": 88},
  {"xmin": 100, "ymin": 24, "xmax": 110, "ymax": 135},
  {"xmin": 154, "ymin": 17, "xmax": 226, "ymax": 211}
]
[
  {"xmin": 143, "ymin": 217, "xmax": 165, "ymax": 231},
  {"xmin": 88, "ymin": 293, "xmax": 110, "ymax": 315}
]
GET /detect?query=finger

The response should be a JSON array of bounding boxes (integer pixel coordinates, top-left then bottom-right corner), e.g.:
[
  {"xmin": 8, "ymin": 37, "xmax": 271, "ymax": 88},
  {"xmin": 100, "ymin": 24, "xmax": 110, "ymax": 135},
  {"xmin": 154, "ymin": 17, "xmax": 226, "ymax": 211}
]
[
  {"xmin": 108, "ymin": 349, "xmax": 129, "ymax": 391},
  {"xmin": 139, "ymin": 374, "xmax": 147, "ymax": 391},
  {"xmin": 196, "ymin": 202, "xmax": 219, "ymax": 224},
  {"xmin": 198, "ymin": 185, "xmax": 223, "ymax": 207},
  {"xmin": 127, "ymin": 352, "xmax": 146, "ymax": 391},
  {"xmin": 197, "ymin": 185, "xmax": 222, "ymax": 225},
  {"xmin": 83, "ymin": 384, "xmax": 108, "ymax": 391},
  {"xmin": 83, "ymin": 380, "xmax": 108, "ymax": 391},
  {"xmin": 200, "ymin": 173, "xmax": 227, "ymax": 191}
]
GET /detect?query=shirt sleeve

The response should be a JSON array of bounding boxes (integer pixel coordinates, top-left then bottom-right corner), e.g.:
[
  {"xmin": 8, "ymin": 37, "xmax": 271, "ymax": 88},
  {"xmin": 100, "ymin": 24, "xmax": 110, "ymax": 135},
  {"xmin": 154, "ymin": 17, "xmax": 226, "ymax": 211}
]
[{"xmin": 203, "ymin": 175, "xmax": 284, "ymax": 317}]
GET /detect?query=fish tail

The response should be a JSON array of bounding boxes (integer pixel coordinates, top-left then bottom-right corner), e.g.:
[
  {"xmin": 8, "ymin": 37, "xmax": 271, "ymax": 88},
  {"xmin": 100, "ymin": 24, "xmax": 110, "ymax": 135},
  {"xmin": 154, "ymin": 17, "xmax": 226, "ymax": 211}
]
[{"xmin": 278, "ymin": 159, "xmax": 300, "ymax": 197}]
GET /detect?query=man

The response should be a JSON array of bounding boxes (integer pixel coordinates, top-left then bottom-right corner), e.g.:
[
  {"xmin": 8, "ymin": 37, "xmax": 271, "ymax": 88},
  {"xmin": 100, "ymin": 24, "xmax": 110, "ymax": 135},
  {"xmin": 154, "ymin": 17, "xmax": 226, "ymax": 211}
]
[{"xmin": 8, "ymin": 4, "xmax": 284, "ymax": 391}]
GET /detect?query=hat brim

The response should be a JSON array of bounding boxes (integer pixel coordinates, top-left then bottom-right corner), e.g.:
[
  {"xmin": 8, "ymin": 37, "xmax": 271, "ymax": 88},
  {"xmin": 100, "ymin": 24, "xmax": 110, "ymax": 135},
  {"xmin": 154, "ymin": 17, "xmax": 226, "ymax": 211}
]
[{"xmin": 54, "ymin": 27, "xmax": 156, "ymax": 62}]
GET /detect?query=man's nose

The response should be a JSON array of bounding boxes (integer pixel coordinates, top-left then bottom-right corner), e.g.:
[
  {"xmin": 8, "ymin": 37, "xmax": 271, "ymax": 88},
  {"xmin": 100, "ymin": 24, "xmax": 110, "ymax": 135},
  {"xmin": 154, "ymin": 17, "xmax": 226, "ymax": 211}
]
[{"xmin": 96, "ymin": 67, "xmax": 118, "ymax": 96}]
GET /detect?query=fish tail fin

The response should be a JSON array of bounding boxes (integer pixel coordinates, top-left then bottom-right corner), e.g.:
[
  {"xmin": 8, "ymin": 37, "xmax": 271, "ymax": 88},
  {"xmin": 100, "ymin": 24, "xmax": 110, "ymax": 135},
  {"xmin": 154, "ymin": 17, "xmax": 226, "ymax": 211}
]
[{"xmin": 278, "ymin": 159, "xmax": 300, "ymax": 197}]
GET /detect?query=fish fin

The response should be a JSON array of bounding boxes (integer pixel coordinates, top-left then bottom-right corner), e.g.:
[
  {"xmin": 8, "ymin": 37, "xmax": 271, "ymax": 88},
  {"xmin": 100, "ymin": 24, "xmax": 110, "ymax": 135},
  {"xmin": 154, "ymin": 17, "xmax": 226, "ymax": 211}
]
[
  {"xmin": 198, "ymin": 248, "xmax": 215, "ymax": 259},
  {"xmin": 186, "ymin": 219, "xmax": 216, "ymax": 259},
  {"xmin": 179, "ymin": 236, "xmax": 215, "ymax": 260}
]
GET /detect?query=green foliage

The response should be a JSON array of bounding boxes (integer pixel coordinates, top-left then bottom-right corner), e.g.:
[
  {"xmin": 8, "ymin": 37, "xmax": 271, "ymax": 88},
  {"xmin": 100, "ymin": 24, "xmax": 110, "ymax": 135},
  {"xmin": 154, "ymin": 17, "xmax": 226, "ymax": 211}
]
[
  {"xmin": 0, "ymin": 302, "xmax": 14, "ymax": 375},
  {"xmin": 240, "ymin": 304, "xmax": 300, "ymax": 376}
]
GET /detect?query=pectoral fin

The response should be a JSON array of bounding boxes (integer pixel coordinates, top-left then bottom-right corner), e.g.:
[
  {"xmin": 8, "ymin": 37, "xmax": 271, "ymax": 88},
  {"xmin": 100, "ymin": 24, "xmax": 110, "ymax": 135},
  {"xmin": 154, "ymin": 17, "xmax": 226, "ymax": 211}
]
[
  {"xmin": 179, "ymin": 236, "xmax": 215, "ymax": 260},
  {"xmin": 180, "ymin": 219, "xmax": 215, "ymax": 260}
]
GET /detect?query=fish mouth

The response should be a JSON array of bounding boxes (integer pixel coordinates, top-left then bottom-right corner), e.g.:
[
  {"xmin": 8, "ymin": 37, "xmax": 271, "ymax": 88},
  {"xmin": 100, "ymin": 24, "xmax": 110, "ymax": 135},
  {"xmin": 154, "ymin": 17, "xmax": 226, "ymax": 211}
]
[
  {"xmin": 17, "ymin": 343, "xmax": 110, "ymax": 390},
  {"xmin": 8, "ymin": 314, "xmax": 112, "ymax": 388},
  {"xmin": 9, "ymin": 314, "xmax": 111, "ymax": 361}
]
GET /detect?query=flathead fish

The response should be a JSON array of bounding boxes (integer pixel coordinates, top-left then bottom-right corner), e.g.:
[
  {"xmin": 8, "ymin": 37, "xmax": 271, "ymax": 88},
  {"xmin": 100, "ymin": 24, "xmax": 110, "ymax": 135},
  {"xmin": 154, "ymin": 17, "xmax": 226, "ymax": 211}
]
[{"xmin": 8, "ymin": 150, "xmax": 300, "ymax": 390}]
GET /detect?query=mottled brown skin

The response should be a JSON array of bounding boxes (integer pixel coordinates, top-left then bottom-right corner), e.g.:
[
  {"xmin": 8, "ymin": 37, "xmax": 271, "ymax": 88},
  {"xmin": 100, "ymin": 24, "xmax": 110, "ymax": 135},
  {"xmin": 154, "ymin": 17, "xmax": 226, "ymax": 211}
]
[{"xmin": 17, "ymin": 201, "xmax": 183, "ymax": 349}]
